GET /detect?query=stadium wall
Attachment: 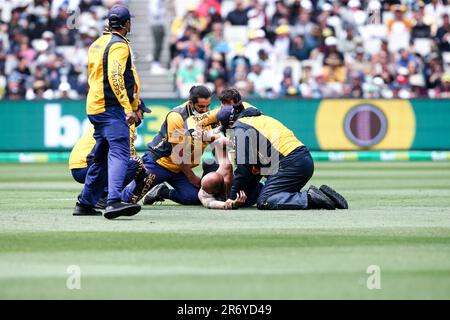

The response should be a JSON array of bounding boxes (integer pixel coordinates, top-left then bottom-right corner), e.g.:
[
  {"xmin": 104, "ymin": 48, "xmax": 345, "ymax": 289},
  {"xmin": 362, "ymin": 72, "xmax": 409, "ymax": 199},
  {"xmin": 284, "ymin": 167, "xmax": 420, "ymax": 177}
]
[{"xmin": 1, "ymin": 99, "xmax": 449, "ymax": 153}]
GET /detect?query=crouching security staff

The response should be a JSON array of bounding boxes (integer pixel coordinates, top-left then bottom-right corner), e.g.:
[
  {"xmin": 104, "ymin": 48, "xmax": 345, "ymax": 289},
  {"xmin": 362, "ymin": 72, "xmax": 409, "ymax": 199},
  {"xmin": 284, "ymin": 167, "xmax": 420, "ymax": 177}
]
[
  {"xmin": 69, "ymin": 124, "xmax": 142, "ymax": 186},
  {"xmin": 216, "ymin": 88, "xmax": 348, "ymax": 210},
  {"xmin": 73, "ymin": 5, "xmax": 143, "ymax": 219},
  {"xmin": 122, "ymin": 85, "xmax": 220, "ymax": 205}
]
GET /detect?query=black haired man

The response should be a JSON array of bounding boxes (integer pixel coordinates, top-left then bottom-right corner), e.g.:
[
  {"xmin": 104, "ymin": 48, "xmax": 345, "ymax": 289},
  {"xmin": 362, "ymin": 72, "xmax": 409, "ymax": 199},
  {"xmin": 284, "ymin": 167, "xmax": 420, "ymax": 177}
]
[{"xmin": 122, "ymin": 85, "xmax": 222, "ymax": 205}]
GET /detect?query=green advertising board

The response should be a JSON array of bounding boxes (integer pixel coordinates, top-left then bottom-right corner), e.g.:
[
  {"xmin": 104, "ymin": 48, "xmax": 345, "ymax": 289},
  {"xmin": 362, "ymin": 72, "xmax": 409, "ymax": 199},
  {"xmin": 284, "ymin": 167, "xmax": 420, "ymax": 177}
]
[{"xmin": 0, "ymin": 99, "xmax": 449, "ymax": 152}]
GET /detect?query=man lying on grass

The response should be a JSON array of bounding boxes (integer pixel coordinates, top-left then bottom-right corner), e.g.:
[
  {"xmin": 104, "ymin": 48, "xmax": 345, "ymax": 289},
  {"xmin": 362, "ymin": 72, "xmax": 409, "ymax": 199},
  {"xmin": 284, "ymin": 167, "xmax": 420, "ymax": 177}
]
[{"xmin": 197, "ymin": 136, "xmax": 262, "ymax": 210}]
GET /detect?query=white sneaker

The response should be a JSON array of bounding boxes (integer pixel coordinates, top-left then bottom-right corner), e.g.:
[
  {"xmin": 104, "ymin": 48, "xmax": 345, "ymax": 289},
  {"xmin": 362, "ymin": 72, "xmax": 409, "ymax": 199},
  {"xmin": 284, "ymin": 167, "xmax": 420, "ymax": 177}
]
[{"xmin": 151, "ymin": 63, "xmax": 167, "ymax": 75}]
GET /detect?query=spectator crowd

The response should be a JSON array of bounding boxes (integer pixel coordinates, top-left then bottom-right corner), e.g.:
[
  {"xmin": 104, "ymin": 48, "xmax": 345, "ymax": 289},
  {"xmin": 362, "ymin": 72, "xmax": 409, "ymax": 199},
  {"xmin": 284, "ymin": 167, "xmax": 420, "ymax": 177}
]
[
  {"xmin": 1, "ymin": 0, "xmax": 450, "ymax": 100},
  {"xmin": 0, "ymin": 0, "xmax": 126, "ymax": 100},
  {"xmin": 171, "ymin": 0, "xmax": 450, "ymax": 98}
]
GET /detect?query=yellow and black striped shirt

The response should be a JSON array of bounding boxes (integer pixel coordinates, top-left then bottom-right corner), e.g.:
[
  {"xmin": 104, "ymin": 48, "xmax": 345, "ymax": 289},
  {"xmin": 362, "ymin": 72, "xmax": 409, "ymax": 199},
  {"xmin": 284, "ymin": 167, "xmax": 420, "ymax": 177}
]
[
  {"xmin": 146, "ymin": 102, "xmax": 220, "ymax": 173},
  {"xmin": 229, "ymin": 107, "xmax": 304, "ymax": 199},
  {"xmin": 86, "ymin": 31, "xmax": 140, "ymax": 115},
  {"xmin": 69, "ymin": 124, "xmax": 137, "ymax": 170}
]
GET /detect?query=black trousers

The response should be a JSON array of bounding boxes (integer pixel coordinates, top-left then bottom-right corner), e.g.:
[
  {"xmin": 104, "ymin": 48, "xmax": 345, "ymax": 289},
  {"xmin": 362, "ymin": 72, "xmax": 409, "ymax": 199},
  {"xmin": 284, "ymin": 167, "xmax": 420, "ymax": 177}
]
[
  {"xmin": 256, "ymin": 146, "xmax": 314, "ymax": 210},
  {"xmin": 151, "ymin": 25, "xmax": 165, "ymax": 63}
]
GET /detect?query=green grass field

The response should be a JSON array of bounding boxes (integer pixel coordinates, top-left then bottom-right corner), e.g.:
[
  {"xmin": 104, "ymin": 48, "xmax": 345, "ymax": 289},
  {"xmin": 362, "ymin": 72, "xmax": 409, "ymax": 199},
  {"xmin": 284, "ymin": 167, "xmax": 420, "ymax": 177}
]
[{"xmin": 0, "ymin": 162, "xmax": 449, "ymax": 299}]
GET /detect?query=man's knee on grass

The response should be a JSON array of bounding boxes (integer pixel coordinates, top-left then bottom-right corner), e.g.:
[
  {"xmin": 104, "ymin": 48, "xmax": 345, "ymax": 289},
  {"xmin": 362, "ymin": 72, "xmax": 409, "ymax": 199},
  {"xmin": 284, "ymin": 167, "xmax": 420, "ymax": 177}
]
[
  {"xmin": 256, "ymin": 192, "xmax": 280, "ymax": 210},
  {"xmin": 256, "ymin": 198, "xmax": 272, "ymax": 210}
]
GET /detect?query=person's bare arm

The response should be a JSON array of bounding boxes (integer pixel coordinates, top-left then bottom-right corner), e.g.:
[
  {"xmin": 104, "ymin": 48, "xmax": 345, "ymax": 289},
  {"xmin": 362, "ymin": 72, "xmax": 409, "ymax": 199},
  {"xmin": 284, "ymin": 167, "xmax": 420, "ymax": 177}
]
[
  {"xmin": 181, "ymin": 163, "xmax": 201, "ymax": 188},
  {"xmin": 199, "ymin": 190, "xmax": 247, "ymax": 210},
  {"xmin": 198, "ymin": 189, "xmax": 230, "ymax": 209},
  {"xmin": 192, "ymin": 129, "xmax": 221, "ymax": 143},
  {"xmin": 167, "ymin": 112, "xmax": 202, "ymax": 187},
  {"xmin": 171, "ymin": 142, "xmax": 201, "ymax": 187},
  {"xmin": 212, "ymin": 137, "xmax": 233, "ymax": 195}
]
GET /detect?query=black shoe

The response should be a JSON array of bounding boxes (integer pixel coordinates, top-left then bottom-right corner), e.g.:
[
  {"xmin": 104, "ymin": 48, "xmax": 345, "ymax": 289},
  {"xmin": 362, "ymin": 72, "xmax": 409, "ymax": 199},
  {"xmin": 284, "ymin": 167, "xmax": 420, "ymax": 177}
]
[
  {"xmin": 73, "ymin": 202, "xmax": 102, "ymax": 216},
  {"xmin": 320, "ymin": 185, "xmax": 348, "ymax": 209},
  {"xmin": 307, "ymin": 186, "xmax": 335, "ymax": 210},
  {"xmin": 94, "ymin": 196, "xmax": 107, "ymax": 210},
  {"xmin": 143, "ymin": 183, "xmax": 169, "ymax": 205},
  {"xmin": 104, "ymin": 202, "xmax": 141, "ymax": 220}
]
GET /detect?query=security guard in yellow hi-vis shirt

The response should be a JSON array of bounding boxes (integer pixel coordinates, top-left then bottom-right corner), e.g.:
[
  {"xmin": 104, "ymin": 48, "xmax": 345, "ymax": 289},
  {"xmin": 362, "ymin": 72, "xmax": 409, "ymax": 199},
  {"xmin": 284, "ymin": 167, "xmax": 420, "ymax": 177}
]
[
  {"xmin": 213, "ymin": 88, "xmax": 348, "ymax": 210},
  {"xmin": 69, "ymin": 126, "xmax": 96, "ymax": 183},
  {"xmin": 121, "ymin": 85, "xmax": 220, "ymax": 205},
  {"xmin": 74, "ymin": 5, "xmax": 145, "ymax": 219},
  {"xmin": 69, "ymin": 125, "xmax": 138, "ymax": 184}
]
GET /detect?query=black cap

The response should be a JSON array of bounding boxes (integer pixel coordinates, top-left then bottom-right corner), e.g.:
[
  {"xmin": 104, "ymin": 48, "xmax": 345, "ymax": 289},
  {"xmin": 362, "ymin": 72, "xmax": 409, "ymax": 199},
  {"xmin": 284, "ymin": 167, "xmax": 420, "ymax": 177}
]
[
  {"xmin": 216, "ymin": 105, "xmax": 233, "ymax": 125},
  {"xmin": 216, "ymin": 105, "xmax": 245, "ymax": 127},
  {"xmin": 138, "ymin": 98, "xmax": 152, "ymax": 113},
  {"xmin": 108, "ymin": 5, "xmax": 134, "ymax": 28}
]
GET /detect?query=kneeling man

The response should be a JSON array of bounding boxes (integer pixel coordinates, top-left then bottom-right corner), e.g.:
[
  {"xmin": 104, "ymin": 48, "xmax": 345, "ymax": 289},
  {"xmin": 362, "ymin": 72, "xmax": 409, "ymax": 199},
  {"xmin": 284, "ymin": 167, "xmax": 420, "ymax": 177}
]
[{"xmin": 215, "ymin": 88, "xmax": 348, "ymax": 210}]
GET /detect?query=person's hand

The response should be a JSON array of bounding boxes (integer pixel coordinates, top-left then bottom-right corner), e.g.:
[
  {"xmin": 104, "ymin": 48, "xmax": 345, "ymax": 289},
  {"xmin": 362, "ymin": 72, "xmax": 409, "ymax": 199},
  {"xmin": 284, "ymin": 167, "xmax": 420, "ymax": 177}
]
[
  {"xmin": 225, "ymin": 191, "xmax": 247, "ymax": 210},
  {"xmin": 443, "ymin": 33, "xmax": 450, "ymax": 42},
  {"xmin": 192, "ymin": 129, "xmax": 205, "ymax": 141},
  {"xmin": 126, "ymin": 112, "xmax": 137, "ymax": 125},
  {"xmin": 224, "ymin": 199, "xmax": 234, "ymax": 209},
  {"xmin": 234, "ymin": 191, "xmax": 247, "ymax": 207},
  {"xmin": 193, "ymin": 128, "xmax": 217, "ymax": 142},
  {"xmin": 215, "ymin": 136, "xmax": 231, "ymax": 146},
  {"xmin": 136, "ymin": 108, "xmax": 144, "ymax": 122}
]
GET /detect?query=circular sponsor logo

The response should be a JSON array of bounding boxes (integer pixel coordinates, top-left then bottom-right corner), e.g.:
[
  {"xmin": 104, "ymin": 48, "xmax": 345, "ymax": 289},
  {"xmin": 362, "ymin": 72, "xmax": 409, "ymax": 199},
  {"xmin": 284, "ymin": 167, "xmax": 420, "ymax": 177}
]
[
  {"xmin": 316, "ymin": 99, "xmax": 415, "ymax": 150},
  {"xmin": 344, "ymin": 104, "xmax": 388, "ymax": 147}
]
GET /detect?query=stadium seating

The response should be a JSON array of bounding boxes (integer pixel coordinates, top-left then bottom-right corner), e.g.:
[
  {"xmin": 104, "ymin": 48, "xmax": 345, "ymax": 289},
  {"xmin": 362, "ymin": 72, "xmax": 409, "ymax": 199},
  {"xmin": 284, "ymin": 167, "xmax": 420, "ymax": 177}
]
[{"xmin": 1, "ymin": 0, "xmax": 450, "ymax": 99}]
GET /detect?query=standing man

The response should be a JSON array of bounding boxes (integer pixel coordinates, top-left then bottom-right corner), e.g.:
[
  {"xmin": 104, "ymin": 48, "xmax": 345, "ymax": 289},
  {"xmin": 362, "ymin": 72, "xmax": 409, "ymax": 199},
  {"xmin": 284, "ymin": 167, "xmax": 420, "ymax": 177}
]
[
  {"xmin": 149, "ymin": 0, "xmax": 169, "ymax": 74},
  {"xmin": 73, "ymin": 5, "xmax": 142, "ymax": 219},
  {"xmin": 69, "ymin": 112, "xmax": 150, "ymax": 212}
]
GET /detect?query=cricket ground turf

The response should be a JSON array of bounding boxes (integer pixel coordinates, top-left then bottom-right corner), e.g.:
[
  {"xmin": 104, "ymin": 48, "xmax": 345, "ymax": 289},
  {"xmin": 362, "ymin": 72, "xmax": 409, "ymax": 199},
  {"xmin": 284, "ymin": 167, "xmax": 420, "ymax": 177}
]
[{"xmin": 0, "ymin": 162, "xmax": 449, "ymax": 299}]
